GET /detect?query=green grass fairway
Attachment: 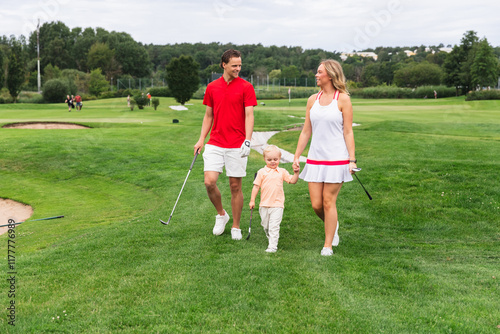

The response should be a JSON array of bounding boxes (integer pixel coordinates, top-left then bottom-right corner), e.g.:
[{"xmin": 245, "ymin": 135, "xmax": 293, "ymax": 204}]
[{"xmin": 1, "ymin": 96, "xmax": 499, "ymax": 333}]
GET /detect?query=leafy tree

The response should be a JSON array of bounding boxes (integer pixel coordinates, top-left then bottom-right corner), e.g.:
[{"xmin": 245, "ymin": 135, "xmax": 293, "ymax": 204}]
[
  {"xmin": 115, "ymin": 41, "xmax": 151, "ymax": 77},
  {"xmin": 166, "ymin": 55, "xmax": 200, "ymax": 105},
  {"xmin": 88, "ymin": 68, "xmax": 109, "ymax": 96},
  {"xmin": 281, "ymin": 65, "xmax": 300, "ymax": 79},
  {"xmin": 7, "ymin": 47, "xmax": 25, "ymax": 101},
  {"xmin": 87, "ymin": 42, "xmax": 114, "ymax": 71},
  {"xmin": 269, "ymin": 69, "xmax": 281, "ymax": 80},
  {"xmin": 443, "ymin": 45, "xmax": 464, "ymax": 94},
  {"xmin": 471, "ymin": 38, "xmax": 498, "ymax": 89},
  {"xmin": 42, "ymin": 78, "xmax": 71, "ymax": 103},
  {"xmin": 0, "ymin": 48, "xmax": 4, "ymax": 90},
  {"xmin": 43, "ymin": 64, "xmax": 62, "ymax": 81},
  {"xmin": 393, "ymin": 62, "xmax": 442, "ymax": 88},
  {"xmin": 360, "ymin": 63, "xmax": 380, "ymax": 87},
  {"xmin": 201, "ymin": 63, "xmax": 221, "ymax": 83},
  {"xmin": 30, "ymin": 21, "xmax": 73, "ymax": 69},
  {"xmin": 460, "ymin": 31, "xmax": 479, "ymax": 91},
  {"xmin": 72, "ymin": 27, "xmax": 97, "ymax": 72}
]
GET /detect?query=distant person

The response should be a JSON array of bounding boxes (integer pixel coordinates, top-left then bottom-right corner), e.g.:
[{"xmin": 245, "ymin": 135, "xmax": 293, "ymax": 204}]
[
  {"xmin": 194, "ymin": 49, "xmax": 257, "ymax": 240},
  {"xmin": 127, "ymin": 95, "xmax": 131, "ymax": 107},
  {"xmin": 75, "ymin": 94, "xmax": 82, "ymax": 111},
  {"xmin": 293, "ymin": 59, "xmax": 358, "ymax": 256},
  {"xmin": 249, "ymin": 145, "xmax": 299, "ymax": 253},
  {"xmin": 65, "ymin": 95, "xmax": 73, "ymax": 112},
  {"xmin": 434, "ymin": 90, "xmax": 437, "ymax": 99},
  {"xmin": 147, "ymin": 92, "xmax": 151, "ymax": 106}
]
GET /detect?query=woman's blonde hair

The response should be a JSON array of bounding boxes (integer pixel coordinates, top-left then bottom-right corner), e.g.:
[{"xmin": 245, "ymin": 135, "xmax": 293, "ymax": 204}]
[{"xmin": 320, "ymin": 59, "xmax": 349, "ymax": 95}]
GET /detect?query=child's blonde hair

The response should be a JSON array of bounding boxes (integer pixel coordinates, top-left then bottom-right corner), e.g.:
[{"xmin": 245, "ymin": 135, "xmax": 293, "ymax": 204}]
[{"xmin": 263, "ymin": 144, "xmax": 281, "ymax": 158}]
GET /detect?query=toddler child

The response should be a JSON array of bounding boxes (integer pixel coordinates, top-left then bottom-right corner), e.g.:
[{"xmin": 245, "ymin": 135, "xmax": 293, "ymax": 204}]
[{"xmin": 249, "ymin": 145, "xmax": 300, "ymax": 252}]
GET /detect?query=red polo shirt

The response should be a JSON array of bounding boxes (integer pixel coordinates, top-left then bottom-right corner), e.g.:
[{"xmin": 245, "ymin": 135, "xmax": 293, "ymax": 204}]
[{"xmin": 203, "ymin": 77, "xmax": 257, "ymax": 148}]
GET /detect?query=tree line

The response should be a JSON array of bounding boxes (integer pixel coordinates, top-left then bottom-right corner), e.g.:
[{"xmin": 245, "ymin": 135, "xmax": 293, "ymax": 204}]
[{"xmin": 0, "ymin": 20, "xmax": 499, "ymax": 102}]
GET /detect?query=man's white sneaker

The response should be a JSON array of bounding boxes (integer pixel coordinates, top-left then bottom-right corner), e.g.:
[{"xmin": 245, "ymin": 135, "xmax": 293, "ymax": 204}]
[
  {"xmin": 321, "ymin": 247, "xmax": 333, "ymax": 256},
  {"xmin": 231, "ymin": 228, "xmax": 242, "ymax": 240},
  {"xmin": 213, "ymin": 210, "xmax": 230, "ymax": 235},
  {"xmin": 332, "ymin": 221, "xmax": 339, "ymax": 247}
]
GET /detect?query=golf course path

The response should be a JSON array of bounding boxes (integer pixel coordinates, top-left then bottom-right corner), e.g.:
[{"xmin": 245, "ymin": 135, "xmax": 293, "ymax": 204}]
[
  {"xmin": 251, "ymin": 131, "xmax": 307, "ymax": 163},
  {"xmin": 0, "ymin": 198, "xmax": 33, "ymax": 235}
]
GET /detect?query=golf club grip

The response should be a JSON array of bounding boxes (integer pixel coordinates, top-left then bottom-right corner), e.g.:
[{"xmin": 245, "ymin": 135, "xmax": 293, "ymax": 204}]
[{"xmin": 190, "ymin": 151, "xmax": 199, "ymax": 170}]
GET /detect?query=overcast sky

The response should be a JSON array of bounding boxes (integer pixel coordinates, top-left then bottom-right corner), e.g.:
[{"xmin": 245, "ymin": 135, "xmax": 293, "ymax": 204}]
[{"xmin": 1, "ymin": 0, "xmax": 499, "ymax": 52}]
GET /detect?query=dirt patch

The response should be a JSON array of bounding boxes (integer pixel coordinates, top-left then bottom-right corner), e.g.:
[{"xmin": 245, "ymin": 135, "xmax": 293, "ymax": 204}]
[
  {"xmin": 0, "ymin": 198, "xmax": 33, "ymax": 235},
  {"xmin": 2, "ymin": 122, "xmax": 90, "ymax": 129},
  {"xmin": 285, "ymin": 124, "xmax": 304, "ymax": 131}
]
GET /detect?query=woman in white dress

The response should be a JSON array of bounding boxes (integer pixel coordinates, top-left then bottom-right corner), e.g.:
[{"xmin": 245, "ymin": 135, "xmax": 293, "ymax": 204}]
[{"xmin": 293, "ymin": 59, "xmax": 358, "ymax": 256}]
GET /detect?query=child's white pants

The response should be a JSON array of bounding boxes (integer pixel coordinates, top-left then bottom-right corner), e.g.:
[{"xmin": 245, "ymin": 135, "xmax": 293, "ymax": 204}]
[{"xmin": 259, "ymin": 207, "xmax": 284, "ymax": 250}]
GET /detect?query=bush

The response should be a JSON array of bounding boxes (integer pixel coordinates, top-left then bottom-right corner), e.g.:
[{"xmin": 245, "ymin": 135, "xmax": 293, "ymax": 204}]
[
  {"xmin": 151, "ymin": 97, "xmax": 160, "ymax": 110},
  {"xmin": 413, "ymin": 86, "xmax": 458, "ymax": 99},
  {"xmin": 351, "ymin": 85, "xmax": 458, "ymax": 99},
  {"xmin": 148, "ymin": 87, "xmax": 172, "ymax": 97},
  {"xmin": 18, "ymin": 91, "xmax": 44, "ymax": 104},
  {"xmin": 115, "ymin": 89, "xmax": 141, "ymax": 98},
  {"xmin": 42, "ymin": 79, "xmax": 73, "ymax": 103},
  {"xmin": 80, "ymin": 93, "xmax": 98, "ymax": 101},
  {"xmin": 99, "ymin": 91, "xmax": 117, "ymax": 99},
  {"xmin": 132, "ymin": 94, "xmax": 148, "ymax": 109},
  {"xmin": 465, "ymin": 89, "xmax": 500, "ymax": 101}
]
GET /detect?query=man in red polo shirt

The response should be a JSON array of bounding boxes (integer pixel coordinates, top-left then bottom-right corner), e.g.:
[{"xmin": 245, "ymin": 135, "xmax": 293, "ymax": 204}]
[{"xmin": 194, "ymin": 49, "xmax": 257, "ymax": 240}]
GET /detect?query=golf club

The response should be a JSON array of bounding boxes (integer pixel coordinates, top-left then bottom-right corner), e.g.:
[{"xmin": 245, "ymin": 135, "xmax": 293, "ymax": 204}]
[
  {"xmin": 0, "ymin": 215, "xmax": 64, "ymax": 228},
  {"xmin": 246, "ymin": 173, "xmax": 257, "ymax": 240},
  {"xmin": 160, "ymin": 150, "xmax": 199, "ymax": 225},
  {"xmin": 353, "ymin": 171, "xmax": 372, "ymax": 200}
]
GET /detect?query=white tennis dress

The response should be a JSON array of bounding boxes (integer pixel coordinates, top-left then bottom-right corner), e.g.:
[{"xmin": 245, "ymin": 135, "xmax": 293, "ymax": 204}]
[{"xmin": 299, "ymin": 90, "xmax": 353, "ymax": 183}]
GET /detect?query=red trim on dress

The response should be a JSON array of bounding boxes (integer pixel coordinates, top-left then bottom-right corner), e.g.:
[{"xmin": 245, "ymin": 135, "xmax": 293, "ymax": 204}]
[{"xmin": 306, "ymin": 159, "xmax": 349, "ymax": 166}]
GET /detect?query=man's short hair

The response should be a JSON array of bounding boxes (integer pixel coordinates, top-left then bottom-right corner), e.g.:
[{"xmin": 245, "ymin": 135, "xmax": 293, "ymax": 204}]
[{"xmin": 220, "ymin": 49, "xmax": 241, "ymax": 69}]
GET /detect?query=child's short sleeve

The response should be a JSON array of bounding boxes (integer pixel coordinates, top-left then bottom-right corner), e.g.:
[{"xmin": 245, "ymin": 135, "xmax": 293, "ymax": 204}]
[{"xmin": 280, "ymin": 168, "xmax": 294, "ymax": 184}]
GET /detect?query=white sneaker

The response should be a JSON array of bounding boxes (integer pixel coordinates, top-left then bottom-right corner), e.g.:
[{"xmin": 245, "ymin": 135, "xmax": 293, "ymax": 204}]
[
  {"xmin": 213, "ymin": 210, "xmax": 230, "ymax": 235},
  {"xmin": 321, "ymin": 247, "xmax": 333, "ymax": 256},
  {"xmin": 332, "ymin": 221, "xmax": 339, "ymax": 247},
  {"xmin": 231, "ymin": 228, "xmax": 242, "ymax": 240},
  {"xmin": 265, "ymin": 247, "xmax": 277, "ymax": 253}
]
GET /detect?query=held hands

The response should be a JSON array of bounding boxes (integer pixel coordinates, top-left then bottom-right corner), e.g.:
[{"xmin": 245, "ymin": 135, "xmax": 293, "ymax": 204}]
[
  {"xmin": 292, "ymin": 159, "xmax": 300, "ymax": 172},
  {"xmin": 240, "ymin": 140, "xmax": 251, "ymax": 157},
  {"xmin": 249, "ymin": 201, "xmax": 255, "ymax": 209}
]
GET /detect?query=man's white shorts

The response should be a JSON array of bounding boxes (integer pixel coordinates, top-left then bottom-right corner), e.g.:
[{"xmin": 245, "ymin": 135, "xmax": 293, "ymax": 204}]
[{"xmin": 203, "ymin": 144, "xmax": 247, "ymax": 177}]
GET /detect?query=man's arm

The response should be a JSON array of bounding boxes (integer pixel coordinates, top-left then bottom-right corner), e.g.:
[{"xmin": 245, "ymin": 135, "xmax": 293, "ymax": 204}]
[
  {"xmin": 194, "ymin": 106, "xmax": 214, "ymax": 155},
  {"xmin": 244, "ymin": 105, "xmax": 254, "ymax": 141}
]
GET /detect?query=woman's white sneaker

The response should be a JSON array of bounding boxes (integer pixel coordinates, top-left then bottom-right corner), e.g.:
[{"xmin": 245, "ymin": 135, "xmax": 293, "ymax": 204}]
[{"xmin": 321, "ymin": 247, "xmax": 333, "ymax": 256}]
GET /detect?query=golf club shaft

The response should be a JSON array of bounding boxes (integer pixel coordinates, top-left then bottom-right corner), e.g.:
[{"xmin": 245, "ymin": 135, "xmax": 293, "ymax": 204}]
[
  {"xmin": 354, "ymin": 173, "xmax": 372, "ymax": 200},
  {"xmin": 246, "ymin": 207, "xmax": 253, "ymax": 240},
  {"xmin": 246, "ymin": 172, "xmax": 258, "ymax": 239},
  {"xmin": 0, "ymin": 215, "xmax": 64, "ymax": 228},
  {"xmin": 163, "ymin": 151, "xmax": 199, "ymax": 224}
]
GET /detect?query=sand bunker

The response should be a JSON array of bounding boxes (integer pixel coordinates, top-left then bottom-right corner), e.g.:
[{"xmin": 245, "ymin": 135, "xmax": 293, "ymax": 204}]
[
  {"xmin": 3, "ymin": 122, "xmax": 90, "ymax": 129},
  {"xmin": 0, "ymin": 198, "xmax": 33, "ymax": 235}
]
